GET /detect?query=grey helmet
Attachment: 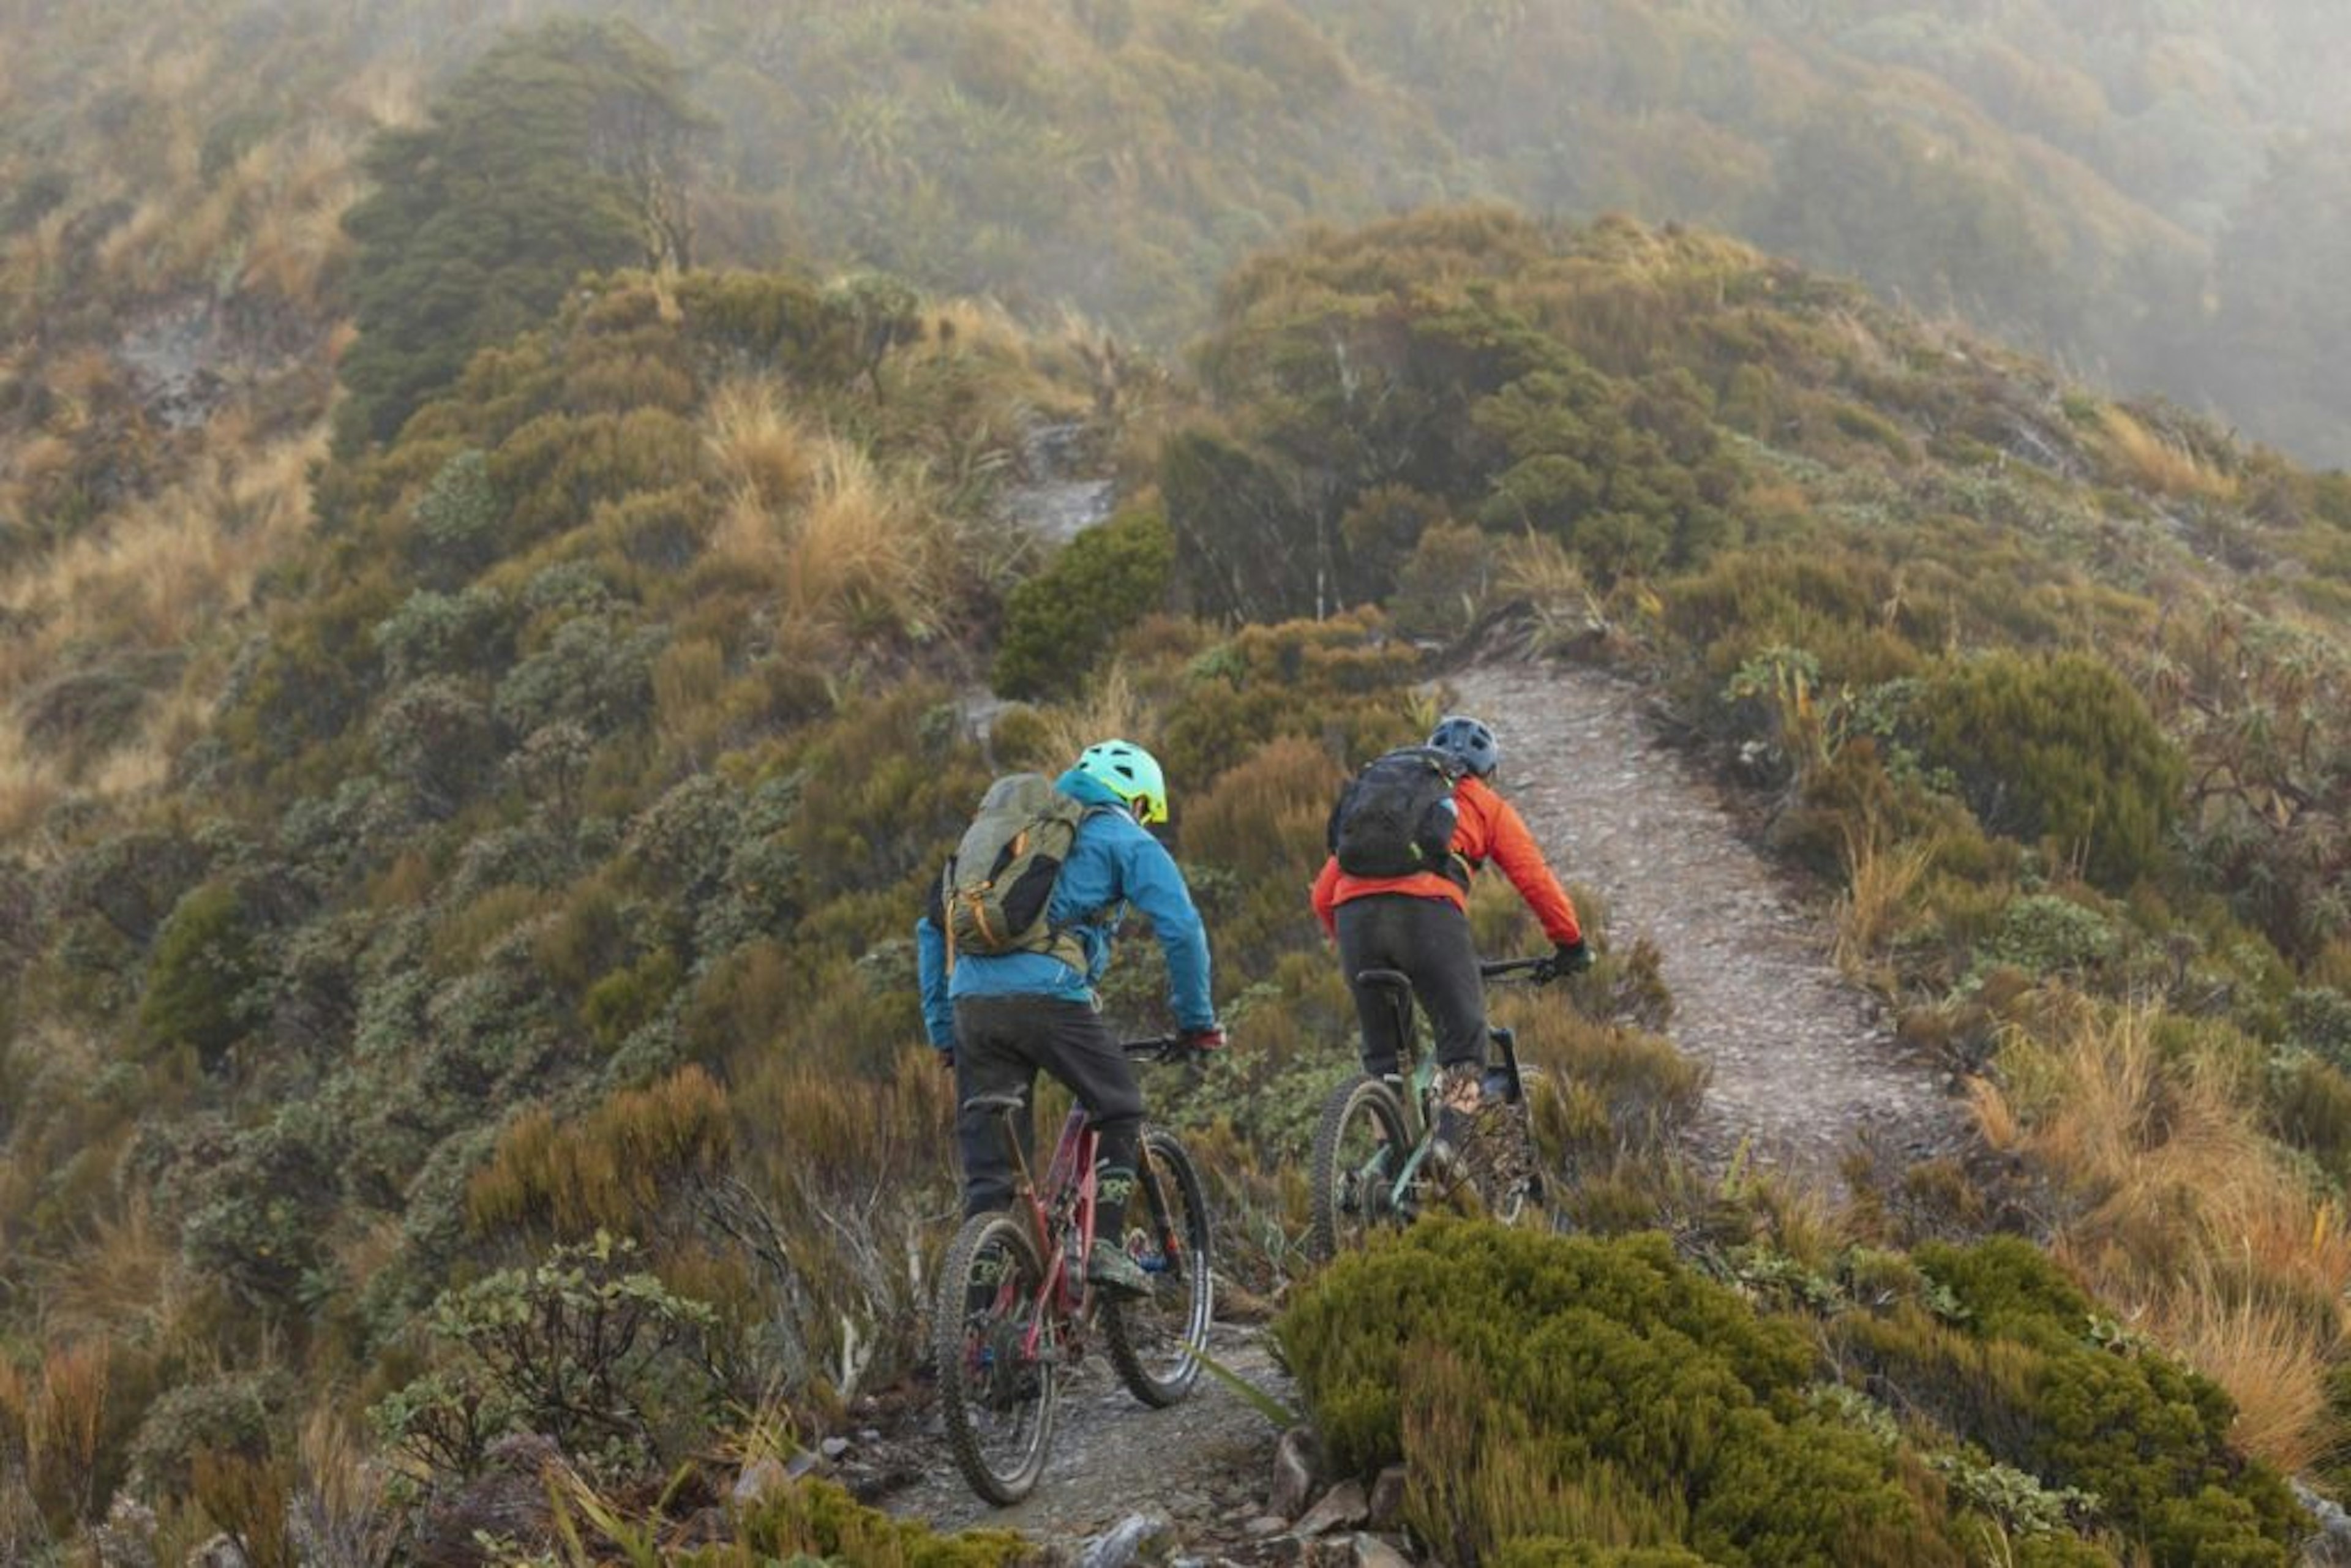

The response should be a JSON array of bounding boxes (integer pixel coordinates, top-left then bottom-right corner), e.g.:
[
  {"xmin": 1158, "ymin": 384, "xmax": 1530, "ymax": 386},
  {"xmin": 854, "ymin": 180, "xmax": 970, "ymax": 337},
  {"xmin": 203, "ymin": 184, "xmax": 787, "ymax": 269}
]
[{"xmin": 1427, "ymin": 715, "xmax": 1499, "ymax": 779}]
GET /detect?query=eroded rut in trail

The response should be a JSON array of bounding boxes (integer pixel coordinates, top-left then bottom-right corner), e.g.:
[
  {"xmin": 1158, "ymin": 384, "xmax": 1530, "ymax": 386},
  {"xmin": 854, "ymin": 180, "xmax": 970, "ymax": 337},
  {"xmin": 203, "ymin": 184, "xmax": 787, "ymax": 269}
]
[{"xmin": 878, "ymin": 657, "xmax": 1967, "ymax": 1560}]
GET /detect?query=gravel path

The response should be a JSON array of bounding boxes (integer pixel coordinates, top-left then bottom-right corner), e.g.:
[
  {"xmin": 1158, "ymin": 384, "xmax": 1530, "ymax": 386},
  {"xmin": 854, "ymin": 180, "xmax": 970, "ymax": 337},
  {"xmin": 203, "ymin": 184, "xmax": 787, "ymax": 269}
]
[
  {"xmin": 879, "ymin": 656, "xmax": 1967, "ymax": 1559},
  {"xmin": 1452, "ymin": 659, "xmax": 1965, "ymax": 1185},
  {"xmin": 876, "ymin": 1319, "xmax": 1295, "ymax": 1559}
]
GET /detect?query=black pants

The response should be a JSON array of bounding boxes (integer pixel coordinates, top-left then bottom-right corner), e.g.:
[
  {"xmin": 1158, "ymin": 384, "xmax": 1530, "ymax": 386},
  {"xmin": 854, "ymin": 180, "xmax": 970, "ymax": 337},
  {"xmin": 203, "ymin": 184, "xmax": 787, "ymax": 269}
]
[
  {"xmin": 952, "ymin": 994, "xmax": 1144, "ymax": 1219},
  {"xmin": 1335, "ymin": 894, "xmax": 1487, "ymax": 1076}
]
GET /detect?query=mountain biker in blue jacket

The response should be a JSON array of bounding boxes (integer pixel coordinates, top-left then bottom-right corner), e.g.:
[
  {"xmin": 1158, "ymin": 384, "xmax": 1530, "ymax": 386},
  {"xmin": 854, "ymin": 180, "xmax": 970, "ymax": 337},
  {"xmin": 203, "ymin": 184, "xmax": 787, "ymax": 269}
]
[{"xmin": 917, "ymin": 739, "xmax": 1223, "ymax": 1297}]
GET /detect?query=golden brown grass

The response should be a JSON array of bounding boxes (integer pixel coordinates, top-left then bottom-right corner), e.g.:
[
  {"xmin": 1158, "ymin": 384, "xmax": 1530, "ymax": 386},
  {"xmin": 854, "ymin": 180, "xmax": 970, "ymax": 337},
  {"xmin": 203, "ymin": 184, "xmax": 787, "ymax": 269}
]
[
  {"xmin": 2096, "ymin": 407, "xmax": 2236, "ymax": 503},
  {"xmin": 703, "ymin": 377, "xmax": 817, "ymax": 510},
  {"xmin": 1831, "ymin": 825, "xmax": 1933, "ymax": 989},
  {"xmin": 1974, "ymin": 999, "xmax": 2351, "ymax": 1468},
  {"xmin": 1016, "ymin": 663, "xmax": 1154, "ymax": 771},
  {"xmin": 467, "ymin": 1068, "xmax": 733, "ymax": 1239},
  {"xmin": 234, "ymin": 130, "xmax": 365, "ymax": 307},
  {"xmin": 36, "ymin": 1196, "xmax": 178, "ymax": 1346},
  {"xmin": 0, "ymin": 426, "xmax": 321, "ymax": 815},
  {"xmin": 0, "ymin": 728, "xmax": 64, "ymax": 847},
  {"xmin": 700, "ymin": 416, "xmax": 948, "ymax": 636},
  {"xmin": 787, "ymin": 440, "xmax": 942, "ymax": 628},
  {"xmin": 0, "ymin": 1340, "xmax": 112, "ymax": 1531}
]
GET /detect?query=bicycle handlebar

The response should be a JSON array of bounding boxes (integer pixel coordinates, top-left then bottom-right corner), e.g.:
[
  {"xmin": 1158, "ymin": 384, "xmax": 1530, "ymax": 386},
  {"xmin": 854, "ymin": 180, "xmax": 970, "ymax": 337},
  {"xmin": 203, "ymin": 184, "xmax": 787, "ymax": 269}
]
[
  {"xmin": 1480, "ymin": 956, "xmax": 1553, "ymax": 980},
  {"xmin": 1120, "ymin": 1035, "xmax": 1201, "ymax": 1063}
]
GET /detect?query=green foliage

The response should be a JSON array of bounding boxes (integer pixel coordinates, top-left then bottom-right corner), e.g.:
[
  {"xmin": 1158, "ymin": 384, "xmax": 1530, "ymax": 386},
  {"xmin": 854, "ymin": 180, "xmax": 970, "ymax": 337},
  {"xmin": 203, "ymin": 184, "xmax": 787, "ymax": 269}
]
[
  {"xmin": 126, "ymin": 1371, "xmax": 288, "ymax": 1501},
  {"xmin": 991, "ymin": 506, "xmax": 1176, "ymax": 699},
  {"xmin": 1910, "ymin": 651, "xmax": 2183, "ymax": 888},
  {"xmin": 138, "ymin": 881, "xmax": 260, "ymax": 1070},
  {"xmin": 728, "ymin": 1473, "xmax": 1026, "ymax": 1566},
  {"xmin": 371, "ymin": 1232, "xmax": 724, "ymax": 1486},
  {"xmin": 1987, "ymin": 894, "xmax": 2120, "ymax": 979},
  {"xmin": 1279, "ymin": 1223, "xmax": 1954, "ymax": 1564},
  {"xmin": 336, "ymin": 19, "xmax": 703, "ymax": 449},
  {"xmin": 1834, "ymin": 1237, "xmax": 2303, "ymax": 1566},
  {"xmin": 410, "ymin": 449, "xmax": 506, "ymax": 584}
]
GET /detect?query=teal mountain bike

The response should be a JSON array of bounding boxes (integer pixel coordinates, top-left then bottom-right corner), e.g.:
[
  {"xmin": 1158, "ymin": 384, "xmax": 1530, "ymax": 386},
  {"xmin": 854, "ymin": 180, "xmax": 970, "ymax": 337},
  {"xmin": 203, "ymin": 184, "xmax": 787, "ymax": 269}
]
[{"xmin": 1307, "ymin": 955, "xmax": 1561, "ymax": 1260}]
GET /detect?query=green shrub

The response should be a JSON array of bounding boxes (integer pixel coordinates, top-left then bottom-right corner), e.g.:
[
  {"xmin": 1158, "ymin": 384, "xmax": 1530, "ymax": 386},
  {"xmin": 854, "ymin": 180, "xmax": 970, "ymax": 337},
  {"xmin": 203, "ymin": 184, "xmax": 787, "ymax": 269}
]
[
  {"xmin": 127, "ymin": 1371, "xmax": 290, "ymax": 1501},
  {"xmin": 1987, "ymin": 894, "xmax": 2120, "ymax": 978},
  {"xmin": 1278, "ymin": 1224, "xmax": 1955, "ymax": 1564},
  {"xmin": 991, "ymin": 506, "xmax": 1175, "ymax": 699},
  {"xmin": 370, "ymin": 1232, "xmax": 724, "ymax": 1486},
  {"xmin": 1835, "ymin": 1237, "xmax": 2303, "ymax": 1566},
  {"xmin": 138, "ymin": 881, "xmax": 260, "ymax": 1070},
  {"xmin": 1911, "ymin": 651, "xmax": 2183, "ymax": 889},
  {"xmin": 727, "ymin": 1474, "xmax": 1025, "ymax": 1566}
]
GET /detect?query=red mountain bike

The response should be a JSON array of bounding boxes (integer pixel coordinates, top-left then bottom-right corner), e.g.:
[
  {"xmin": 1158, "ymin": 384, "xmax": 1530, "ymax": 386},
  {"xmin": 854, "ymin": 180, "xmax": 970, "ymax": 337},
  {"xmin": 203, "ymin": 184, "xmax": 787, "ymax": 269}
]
[
  {"xmin": 1307, "ymin": 955, "xmax": 1561, "ymax": 1259},
  {"xmin": 933, "ymin": 1037, "xmax": 1215, "ymax": 1504}
]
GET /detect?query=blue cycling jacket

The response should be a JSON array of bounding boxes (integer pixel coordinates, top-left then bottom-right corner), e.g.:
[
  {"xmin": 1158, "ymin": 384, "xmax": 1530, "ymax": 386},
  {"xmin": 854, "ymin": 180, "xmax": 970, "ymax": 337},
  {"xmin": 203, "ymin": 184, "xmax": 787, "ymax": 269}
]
[{"xmin": 916, "ymin": 766, "xmax": 1215, "ymax": 1050}]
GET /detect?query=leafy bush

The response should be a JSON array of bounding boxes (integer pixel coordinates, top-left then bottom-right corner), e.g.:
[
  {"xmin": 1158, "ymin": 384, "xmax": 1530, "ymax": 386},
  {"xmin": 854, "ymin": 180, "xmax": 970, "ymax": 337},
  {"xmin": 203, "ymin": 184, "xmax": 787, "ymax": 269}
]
[
  {"xmin": 370, "ymin": 1232, "xmax": 724, "ymax": 1487},
  {"xmin": 1911, "ymin": 651, "xmax": 2183, "ymax": 888},
  {"xmin": 336, "ymin": 20, "xmax": 703, "ymax": 448},
  {"xmin": 1987, "ymin": 894, "xmax": 2120, "ymax": 978},
  {"xmin": 991, "ymin": 506, "xmax": 1175, "ymax": 699},
  {"xmin": 138, "ymin": 880, "xmax": 260, "ymax": 1070},
  {"xmin": 1834, "ymin": 1237, "xmax": 2303, "ymax": 1566},
  {"xmin": 1279, "ymin": 1224, "xmax": 1955, "ymax": 1564}
]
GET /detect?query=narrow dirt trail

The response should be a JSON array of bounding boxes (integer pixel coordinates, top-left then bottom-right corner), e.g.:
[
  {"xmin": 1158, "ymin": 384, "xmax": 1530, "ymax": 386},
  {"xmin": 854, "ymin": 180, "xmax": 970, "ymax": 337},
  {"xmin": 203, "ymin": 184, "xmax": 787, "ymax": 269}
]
[
  {"xmin": 1453, "ymin": 659, "xmax": 1966, "ymax": 1184},
  {"xmin": 879, "ymin": 658, "xmax": 1967, "ymax": 1560}
]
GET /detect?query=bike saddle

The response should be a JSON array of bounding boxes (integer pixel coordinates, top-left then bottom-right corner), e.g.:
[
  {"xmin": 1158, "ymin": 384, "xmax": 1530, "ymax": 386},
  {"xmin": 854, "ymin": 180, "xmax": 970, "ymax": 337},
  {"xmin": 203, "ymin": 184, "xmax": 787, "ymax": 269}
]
[
  {"xmin": 962, "ymin": 1092, "xmax": 1026, "ymax": 1116},
  {"xmin": 1355, "ymin": 968, "xmax": 1411, "ymax": 991}
]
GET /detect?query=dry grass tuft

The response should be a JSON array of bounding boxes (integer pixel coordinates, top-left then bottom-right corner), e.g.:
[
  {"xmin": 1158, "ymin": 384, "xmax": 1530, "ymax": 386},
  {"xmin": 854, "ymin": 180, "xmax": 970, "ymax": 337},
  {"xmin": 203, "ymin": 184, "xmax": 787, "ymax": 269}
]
[
  {"xmin": 38, "ymin": 1196, "xmax": 177, "ymax": 1345},
  {"xmin": 2096, "ymin": 407, "xmax": 2235, "ymax": 502},
  {"xmin": 1020, "ymin": 664, "xmax": 1153, "ymax": 771},
  {"xmin": 703, "ymin": 377, "xmax": 817, "ymax": 509},
  {"xmin": 785, "ymin": 440, "xmax": 940, "ymax": 628},
  {"xmin": 1976, "ymin": 1000, "xmax": 2351, "ymax": 1468},
  {"xmin": 1830, "ymin": 826, "xmax": 1933, "ymax": 988}
]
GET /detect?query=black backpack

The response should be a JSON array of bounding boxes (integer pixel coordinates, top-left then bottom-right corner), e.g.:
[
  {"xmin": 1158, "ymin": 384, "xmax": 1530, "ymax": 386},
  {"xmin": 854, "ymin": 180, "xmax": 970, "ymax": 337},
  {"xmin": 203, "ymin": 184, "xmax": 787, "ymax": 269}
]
[{"xmin": 1328, "ymin": 746, "xmax": 1465, "ymax": 880}]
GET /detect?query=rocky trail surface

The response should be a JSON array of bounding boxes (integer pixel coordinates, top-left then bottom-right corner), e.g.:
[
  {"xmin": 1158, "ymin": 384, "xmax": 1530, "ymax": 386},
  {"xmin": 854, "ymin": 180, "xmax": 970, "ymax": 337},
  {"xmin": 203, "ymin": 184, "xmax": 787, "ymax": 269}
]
[{"xmin": 873, "ymin": 656, "xmax": 1967, "ymax": 1564}]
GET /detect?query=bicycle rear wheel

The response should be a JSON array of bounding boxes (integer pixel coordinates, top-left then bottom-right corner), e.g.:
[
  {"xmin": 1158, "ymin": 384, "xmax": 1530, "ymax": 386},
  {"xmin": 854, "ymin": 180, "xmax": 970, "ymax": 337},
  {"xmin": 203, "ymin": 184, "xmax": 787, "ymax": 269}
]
[
  {"xmin": 1103, "ymin": 1127, "xmax": 1213, "ymax": 1407},
  {"xmin": 1308, "ymin": 1075, "xmax": 1414, "ymax": 1261},
  {"xmin": 934, "ymin": 1212, "xmax": 1058, "ymax": 1504}
]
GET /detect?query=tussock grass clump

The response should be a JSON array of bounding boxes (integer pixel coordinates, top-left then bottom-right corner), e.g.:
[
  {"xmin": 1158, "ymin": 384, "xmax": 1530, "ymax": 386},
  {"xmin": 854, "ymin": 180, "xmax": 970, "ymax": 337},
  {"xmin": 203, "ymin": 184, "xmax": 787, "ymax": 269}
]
[
  {"xmin": 1975, "ymin": 999, "xmax": 2351, "ymax": 1477},
  {"xmin": 468, "ymin": 1068, "xmax": 732, "ymax": 1241}
]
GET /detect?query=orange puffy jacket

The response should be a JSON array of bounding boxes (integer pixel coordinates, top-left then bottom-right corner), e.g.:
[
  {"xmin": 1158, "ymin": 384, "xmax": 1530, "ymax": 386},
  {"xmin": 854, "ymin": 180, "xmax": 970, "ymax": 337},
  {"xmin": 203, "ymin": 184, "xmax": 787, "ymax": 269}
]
[{"xmin": 1310, "ymin": 773, "xmax": 1583, "ymax": 946}]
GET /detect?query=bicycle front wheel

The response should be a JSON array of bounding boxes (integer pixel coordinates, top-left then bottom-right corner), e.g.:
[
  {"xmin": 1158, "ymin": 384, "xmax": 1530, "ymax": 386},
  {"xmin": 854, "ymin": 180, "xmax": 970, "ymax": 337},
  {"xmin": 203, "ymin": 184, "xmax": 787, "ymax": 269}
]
[
  {"xmin": 1308, "ymin": 1075, "xmax": 1414, "ymax": 1261},
  {"xmin": 934, "ymin": 1212, "xmax": 1058, "ymax": 1504},
  {"xmin": 1489, "ymin": 1064, "xmax": 1558, "ymax": 1231},
  {"xmin": 1103, "ymin": 1127, "xmax": 1213, "ymax": 1407}
]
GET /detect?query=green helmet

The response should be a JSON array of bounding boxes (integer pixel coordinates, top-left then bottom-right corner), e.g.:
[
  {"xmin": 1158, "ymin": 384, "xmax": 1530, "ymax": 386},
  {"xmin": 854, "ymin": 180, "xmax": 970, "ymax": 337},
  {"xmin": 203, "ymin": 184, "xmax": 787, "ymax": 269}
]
[{"xmin": 1076, "ymin": 739, "xmax": 1168, "ymax": 825}]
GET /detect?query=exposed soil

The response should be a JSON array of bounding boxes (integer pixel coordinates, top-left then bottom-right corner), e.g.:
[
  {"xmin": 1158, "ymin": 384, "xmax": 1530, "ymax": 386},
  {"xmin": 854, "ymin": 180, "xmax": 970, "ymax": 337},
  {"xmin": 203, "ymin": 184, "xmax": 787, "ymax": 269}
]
[{"xmin": 875, "ymin": 655, "xmax": 1970, "ymax": 1562}]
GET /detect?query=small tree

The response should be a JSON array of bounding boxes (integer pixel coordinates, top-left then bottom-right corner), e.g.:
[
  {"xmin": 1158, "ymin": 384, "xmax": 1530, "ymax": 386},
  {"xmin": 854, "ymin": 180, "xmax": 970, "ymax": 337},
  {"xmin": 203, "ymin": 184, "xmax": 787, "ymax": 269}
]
[{"xmin": 336, "ymin": 20, "xmax": 705, "ymax": 450}]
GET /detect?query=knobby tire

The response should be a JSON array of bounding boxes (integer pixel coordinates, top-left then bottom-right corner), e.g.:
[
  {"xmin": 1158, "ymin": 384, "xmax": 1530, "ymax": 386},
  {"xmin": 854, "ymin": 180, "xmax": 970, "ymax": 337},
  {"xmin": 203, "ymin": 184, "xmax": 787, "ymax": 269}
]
[
  {"xmin": 1307, "ymin": 1075, "xmax": 1414, "ymax": 1261},
  {"xmin": 1101, "ymin": 1127, "xmax": 1214, "ymax": 1407},
  {"xmin": 934, "ymin": 1212, "xmax": 1057, "ymax": 1504}
]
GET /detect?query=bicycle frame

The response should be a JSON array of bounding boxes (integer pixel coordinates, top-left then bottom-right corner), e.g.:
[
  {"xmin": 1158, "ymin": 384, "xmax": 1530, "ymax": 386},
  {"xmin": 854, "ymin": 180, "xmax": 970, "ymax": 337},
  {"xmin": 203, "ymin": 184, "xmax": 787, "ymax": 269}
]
[
  {"xmin": 1356, "ymin": 957, "xmax": 1543, "ymax": 1219},
  {"xmin": 937, "ymin": 1035, "xmax": 1213, "ymax": 1503},
  {"xmin": 995, "ymin": 1103, "xmax": 1101, "ymax": 1338},
  {"xmin": 974, "ymin": 1035, "xmax": 1194, "ymax": 1351}
]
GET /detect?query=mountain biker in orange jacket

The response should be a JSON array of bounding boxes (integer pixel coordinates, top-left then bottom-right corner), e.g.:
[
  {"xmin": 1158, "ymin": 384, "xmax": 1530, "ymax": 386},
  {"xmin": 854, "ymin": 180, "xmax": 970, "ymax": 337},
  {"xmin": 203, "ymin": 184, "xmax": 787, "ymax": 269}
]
[{"xmin": 1310, "ymin": 714, "xmax": 1589, "ymax": 1173}]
